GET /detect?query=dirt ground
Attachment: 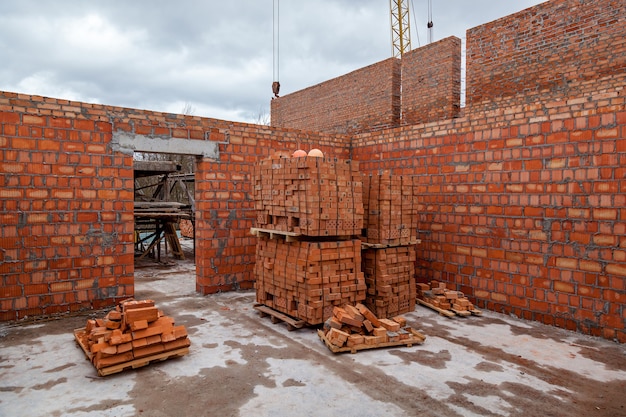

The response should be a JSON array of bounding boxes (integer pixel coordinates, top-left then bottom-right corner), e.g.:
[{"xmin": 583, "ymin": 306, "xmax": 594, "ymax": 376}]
[{"xmin": 1, "ymin": 240, "xmax": 625, "ymax": 416}]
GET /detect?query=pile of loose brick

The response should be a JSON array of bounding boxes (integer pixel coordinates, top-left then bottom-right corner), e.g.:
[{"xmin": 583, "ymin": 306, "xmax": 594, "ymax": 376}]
[
  {"xmin": 320, "ymin": 303, "xmax": 422, "ymax": 351},
  {"xmin": 74, "ymin": 299, "xmax": 190, "ymax": 376},
  {"xmin": 179, "ymin": 219, "xmax": 194, "ymax": 238},
  {"xmin": 252, "ymin": 155, "xmax": 363, "ymax": 236},
  {"xmin": 417, "ymin": 281, "xmax": 477, "ymax": 314},
  {"xmin": 361, "ymin": 173, "xmax": 419, "ymax": 318}
]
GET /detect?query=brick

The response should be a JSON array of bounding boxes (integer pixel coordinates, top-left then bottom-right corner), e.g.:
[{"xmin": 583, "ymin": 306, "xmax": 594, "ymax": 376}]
[
  {"xmin": 355, "ymin": 303, "xmax": 381, "ymax": 327},
  {"xmin": 22, "ymin": 114, "xmax": 46, "ymax": 126},
  {"xmin": 606, "ymin": 264, "xmax": 626, "ymax": 277},
  {"xmin": 579, "ymin": 260, "xmax": 602, "ymax": 273},
  {"xmin": 593, "ymin": 209, "xmax": 618, "ymax": 220},
  {"xmin": 334, "ymin": 307, "xmax": 363, "ymax": 328},
  {"xmin": 554, "ymin": 281, "xmax": 575, "ymax": 294},
  {"xmin": 326, "ymin": 327, "xmax": 350, "ymax": 347},
  {"xmin": 130, "ymin": 319, "xmax": 149, "ymax": 331},
  {"xmin": 556, "ymin": 258, "xmax": 578, "ymax": 270},
  {"xmin": 346, "ymin": 334, "xmax": 365, "ymax": 347},
  {"xmin": 378, "ymin": 318, "xmax": 401, "ymax": 332},
  {"xmin": 162, "ymin": 337, "xmax": 191, "ymax": 351}
]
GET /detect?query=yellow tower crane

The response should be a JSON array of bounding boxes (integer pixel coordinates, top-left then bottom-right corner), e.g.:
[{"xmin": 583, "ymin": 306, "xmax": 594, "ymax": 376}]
[{"xmin": 390, "ymin": 0, "xmax": 412, "ymax": 57}]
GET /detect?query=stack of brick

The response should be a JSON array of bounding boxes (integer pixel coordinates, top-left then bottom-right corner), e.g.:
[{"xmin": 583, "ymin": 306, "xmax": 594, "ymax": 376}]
[
  {"xmin": 321, "ymin": 303, "xmax": 414, "ymax": 349},
  {"xmin": 74, "ymin": 299, "xmax": 190, "ymax": 375},
  {"xmin": 252, "ymin": 155, "xmax": 363, "ymax": 237},
  {"xmin": 362, "ymin": 245, "xmax": 417, "ymax": 318},
  {"xmin": 361, "ymin": 173, "xmax": 419, "ymax": 318},
  {"xmin": 417, "ymin": 281, "xmax": 476, "ymax": 312},
  {"xmin": 255, "ymin": 238, "xmax": 366, "ymax": 325},
  {"xmin": 362, "ymin": 173, "xmax": 418, "ymax": 246},
  {"xmin": 252, "ymin": 154, "xmax": 366, "ymax": 325}
]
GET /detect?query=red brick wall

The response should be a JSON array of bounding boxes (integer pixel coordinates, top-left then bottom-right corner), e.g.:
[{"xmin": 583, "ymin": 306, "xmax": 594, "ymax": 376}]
[
  {"xmin": 271, "ymin": 37, "xmax": 462, "ymax": 134},
  {"xmin": 466, "ymin": 0, "xmax": 626, "ymax": 110},
  {"xmin": 0, "ymin": 91, "xmax": 350, "ymax": 319},
  {"xmin": 354, "ymin": 92, "xmax": 626, "ymax": 343},
  {"xmin": 401, "ymin": 37, "xmax": 461, "ymax": 125},
  {"xmin": 271, "ymin": 58, "xmax": 401, "ymax": 134},
  {"xmin": 0, "ymin": 101, "xmax": 134, "ymax": 319},
  {"xmin": 351, "ymin": 0, "xmax": 626, "ymax": 342}
]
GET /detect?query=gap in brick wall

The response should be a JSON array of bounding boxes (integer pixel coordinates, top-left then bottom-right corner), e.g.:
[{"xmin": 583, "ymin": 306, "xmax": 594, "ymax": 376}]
[
  {"xmin": 133, "ymin": 152, "xmax": 197, "ymax": 298},
  {"xmin": 460, "ymin": 36, "xmax": 466, "ymax": 108}
]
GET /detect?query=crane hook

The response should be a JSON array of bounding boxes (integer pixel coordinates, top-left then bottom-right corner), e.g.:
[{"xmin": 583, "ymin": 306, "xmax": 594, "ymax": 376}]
[{"xmin": 272, "ymin": 81, "xmax": 280, "ymax": 98}]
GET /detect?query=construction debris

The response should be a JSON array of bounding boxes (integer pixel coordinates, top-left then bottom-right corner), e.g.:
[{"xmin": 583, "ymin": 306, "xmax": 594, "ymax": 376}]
[
  {"xmin": 416, "ymin": 281, "xmax": 482, "ymax": 317},
  {"xmin": 318, "ymin": 303, "xmax": 426, "ymax": 353},
  {"xmin": 74, "ymin": 299, "xmax": 190, "ymax": 376}
]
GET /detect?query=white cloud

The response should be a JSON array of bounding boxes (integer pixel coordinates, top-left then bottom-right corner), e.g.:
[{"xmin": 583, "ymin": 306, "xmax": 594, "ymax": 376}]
[{"xmin": 0, "ymin": 0, "xmax": 546, "ymax": 123}]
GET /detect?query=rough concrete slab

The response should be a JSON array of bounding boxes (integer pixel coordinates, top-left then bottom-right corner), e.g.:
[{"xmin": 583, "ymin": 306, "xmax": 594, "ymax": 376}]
[
  {"xmin": 112, "ymin": 131, "xmax": 219, "ymax": 158},
  {"xmin": 1, "ymin": 245, "xmax": 625, "ymax": 416}
]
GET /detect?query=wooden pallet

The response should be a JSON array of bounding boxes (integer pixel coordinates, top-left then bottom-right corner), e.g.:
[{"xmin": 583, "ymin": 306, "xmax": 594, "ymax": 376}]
[
  {"xmin": 253, "ymin": 303, "xmax": 307, "ymax": 331},
  {"xmin": 74, "ymin": 328, "xmax": 189, "ymax": 377},
  {"xmin": 318, "ymin": 328, "xmax": 426, "ymax": 354},
  {"xmin": 250, "ymin": 227, "xmax": 301, "ymax": 242},
  {"xmin": 361, "ymin": 239, "xmax": 421, "ymax": 249},
  {"xmin": 417, "ymin": 299, "xmax": 482, "ymax": 317},
  {"xmin": 251, "ymin": 227, "xmax": 356, "ymax": 242}
]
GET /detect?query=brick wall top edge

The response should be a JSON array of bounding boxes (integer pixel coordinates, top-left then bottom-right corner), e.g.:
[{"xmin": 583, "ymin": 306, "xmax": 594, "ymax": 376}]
[
  {"xmin": 0, "ymin": 89, "xmax": 263, "ymax": 131},
  {"xmin": 466, "ymin": 2, "xmax": 546, "ymax": 35},
  {"xmin": 275, "ymin": 57, "xmax": 400, "ymax": 100},
  {"xmin": 401, "ymin": 36, "xmax": 461, "ymax": 58},
  {"xmin": 351, "ymin": 85, "xmax": 625, "ymax": 145}
]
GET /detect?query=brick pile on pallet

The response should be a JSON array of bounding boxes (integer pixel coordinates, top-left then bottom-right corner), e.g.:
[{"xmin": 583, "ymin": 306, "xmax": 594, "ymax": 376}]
[
  {"xmin": 362, "ymin": 173, "xmax": 418, "ymax": 246},
  {"xmin": 361, "ymin": 173, "xmax": 419, "ymax": 318},
  {"xmin": 363, "ymin": 245, "xmax": 417, "ymax": 318},
  {"xmin": 252, "ymin": 154, "xmax": 366, "ymax": 325},
  {"xmin": 252, "ymin": 155, "xmax": 363, "ymax": 236},
  {"xmin": 255, "ymin": 237, "xmax": 366, "ymax": 325},
  {"xmin": 74, "ymin": 299, "xmax": 190, "ymax": 376},
  {"xmin": 417, "ymin": 281, "xmax": 476, "ymax": 312}
]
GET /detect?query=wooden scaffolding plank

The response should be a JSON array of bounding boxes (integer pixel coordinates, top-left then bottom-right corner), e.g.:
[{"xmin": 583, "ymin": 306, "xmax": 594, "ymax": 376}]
[{"xmin": 164, "ymin": 222, "xmax": 185, "ymax": 260}]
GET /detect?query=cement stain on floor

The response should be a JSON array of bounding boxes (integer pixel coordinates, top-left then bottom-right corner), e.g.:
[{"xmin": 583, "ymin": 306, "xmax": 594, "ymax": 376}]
[{"xmin": 1, "ymin": 253, "xmax": 624, "ymax": 417}]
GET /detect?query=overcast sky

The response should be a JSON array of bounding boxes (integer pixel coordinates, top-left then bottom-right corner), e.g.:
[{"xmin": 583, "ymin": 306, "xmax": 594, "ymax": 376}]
[{"xmin": 0, "ymin": 1, "xmax": 545, "ymax": 124}]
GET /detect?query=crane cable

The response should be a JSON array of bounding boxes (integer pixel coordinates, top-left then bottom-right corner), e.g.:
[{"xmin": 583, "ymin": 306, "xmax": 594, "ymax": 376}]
[
  {"xmin": 272, "ymin": 0, "xmax": 280, "ymax": 97},
  {"xmin": 410, "ymin": 0, "xmax": 420, "ymax": 47}
]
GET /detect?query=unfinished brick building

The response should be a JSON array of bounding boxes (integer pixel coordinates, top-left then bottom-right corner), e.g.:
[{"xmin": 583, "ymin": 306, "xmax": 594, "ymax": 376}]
[{"xmin": 1, "ymin": 0, "xmax": 625, "ymax": 342}]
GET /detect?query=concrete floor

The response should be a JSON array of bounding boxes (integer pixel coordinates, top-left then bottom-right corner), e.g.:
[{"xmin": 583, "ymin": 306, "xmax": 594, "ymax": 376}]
[{"xmin": 1, "ymin": 240, "xmax": 625, "ymax": 417}]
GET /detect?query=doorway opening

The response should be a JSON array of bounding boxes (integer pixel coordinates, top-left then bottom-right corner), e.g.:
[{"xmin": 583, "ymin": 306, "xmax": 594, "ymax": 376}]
[{"xmin": 132, "ymin": 152, "xmax": 197, "ymax": 300}]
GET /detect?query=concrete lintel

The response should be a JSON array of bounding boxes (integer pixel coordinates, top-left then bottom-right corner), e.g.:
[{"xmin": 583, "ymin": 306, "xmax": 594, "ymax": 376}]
[{"xmin": 112, "ymin": 131, "xmax": 219, "ymax": 159}]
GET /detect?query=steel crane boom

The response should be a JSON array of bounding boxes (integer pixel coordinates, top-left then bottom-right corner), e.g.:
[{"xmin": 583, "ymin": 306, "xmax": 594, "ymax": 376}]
[{"xmin": 390, "ymin": 0, "xmax": 412, "ymax": 57}]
